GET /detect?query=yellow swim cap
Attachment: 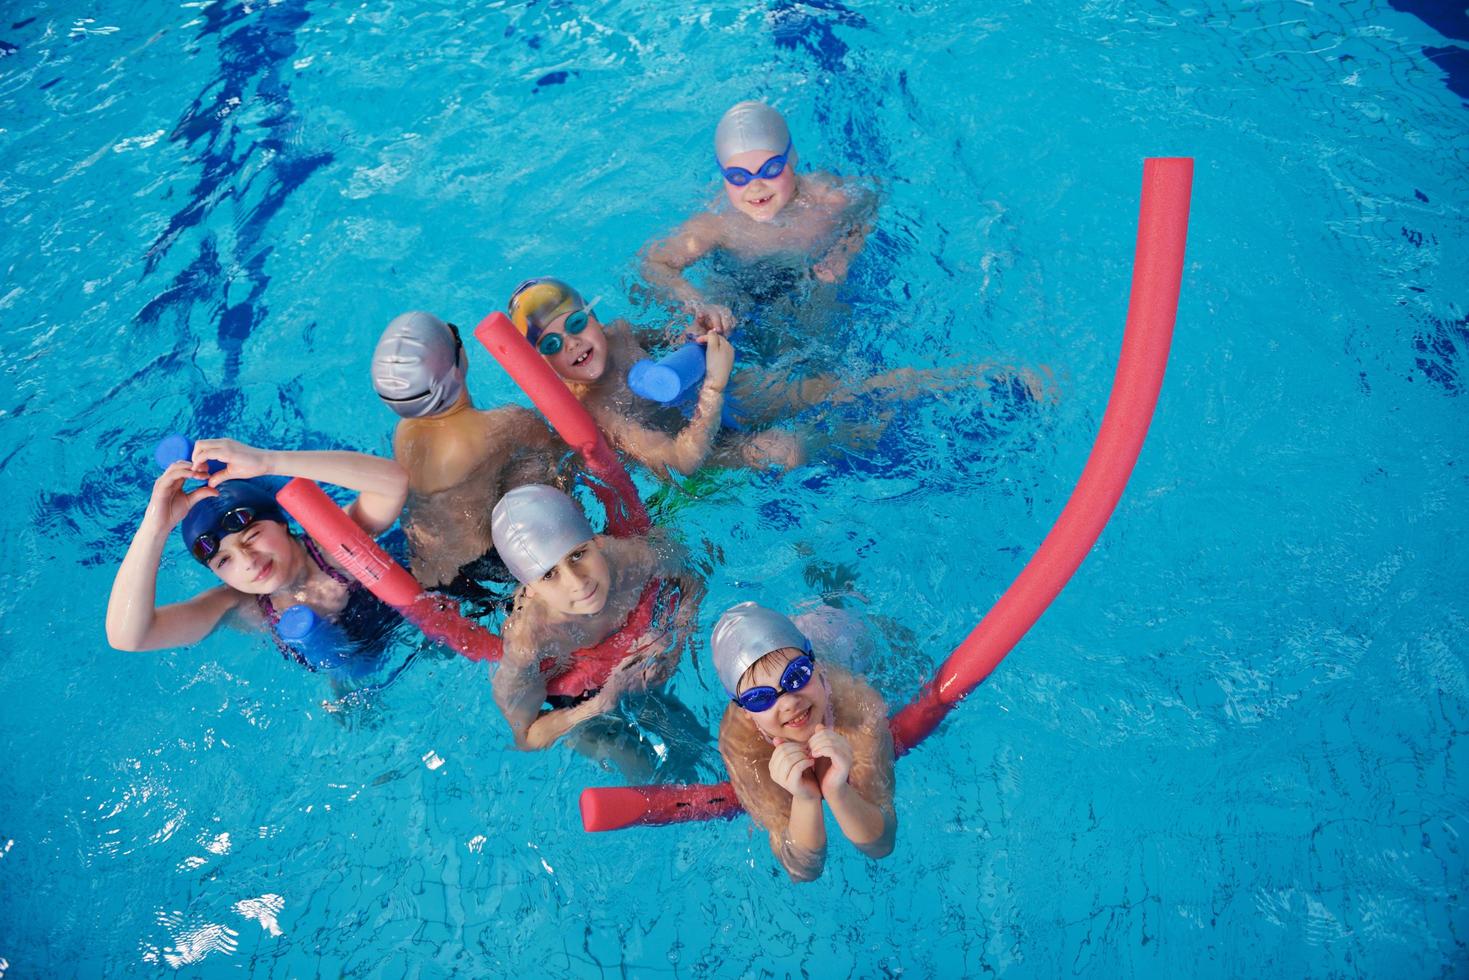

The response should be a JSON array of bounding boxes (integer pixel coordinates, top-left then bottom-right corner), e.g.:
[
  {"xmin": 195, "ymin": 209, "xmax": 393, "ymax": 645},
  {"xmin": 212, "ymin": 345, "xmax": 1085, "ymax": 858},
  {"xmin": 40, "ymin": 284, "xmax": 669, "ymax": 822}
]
[{"xmin": 507, "ymin": 277, "xmax": 584, "ymax": 343}]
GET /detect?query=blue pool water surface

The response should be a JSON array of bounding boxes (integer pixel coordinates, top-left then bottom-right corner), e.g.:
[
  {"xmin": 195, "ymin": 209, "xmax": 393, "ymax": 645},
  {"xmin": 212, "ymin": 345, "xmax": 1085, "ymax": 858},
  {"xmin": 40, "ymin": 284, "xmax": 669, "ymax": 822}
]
[{"xmin": 1, "ymin": 1, "xmax": 1466, "ymax": 976}]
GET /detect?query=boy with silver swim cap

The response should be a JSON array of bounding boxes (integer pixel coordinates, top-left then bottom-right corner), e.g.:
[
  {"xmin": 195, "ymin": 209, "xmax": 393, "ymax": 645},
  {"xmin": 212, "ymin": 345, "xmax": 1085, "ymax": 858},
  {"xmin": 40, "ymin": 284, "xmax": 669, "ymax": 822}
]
[
  {"xmin": 712, "ymin": 601, "xmax": 896, "ymax": 883},
  {"xmin": 372, "ymin": 311, "xmax": 469, "ymax": 419},
  {"xmin": 642, "ymin": 99, "xmax": 876, "ymax": 338},
  {"xmin": 371, "ymin": 311, "xmax": 564, "ymax": 596},
  {"xmin": 488, "ymin": 485, "xmax": 709, "ymax": 778}
]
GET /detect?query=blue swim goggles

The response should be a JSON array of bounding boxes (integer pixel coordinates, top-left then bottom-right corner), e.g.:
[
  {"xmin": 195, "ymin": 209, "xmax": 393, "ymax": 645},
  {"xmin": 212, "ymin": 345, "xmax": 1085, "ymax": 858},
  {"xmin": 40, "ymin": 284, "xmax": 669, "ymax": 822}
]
[
  {"xmin": 718, "ymin": 140, "xmax": 793, "ymax": 186},
  {"xmin": 733, "ymin": 646, "xmax": 816, "ymax": 713},
  {"xmin": 531, "ymin": 301, "xmax": 598, "ymax": 356}
]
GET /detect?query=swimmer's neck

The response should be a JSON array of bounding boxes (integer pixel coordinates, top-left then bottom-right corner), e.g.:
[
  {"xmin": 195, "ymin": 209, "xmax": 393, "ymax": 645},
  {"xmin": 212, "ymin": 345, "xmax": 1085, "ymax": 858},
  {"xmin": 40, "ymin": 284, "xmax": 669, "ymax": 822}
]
[
  {"xmin": 268, "ymin": 536, "xmax": 329, "ymax": 602},
  {"xmin": 407, "ymin": 392, "xmax": 476, "ymax": 423}
]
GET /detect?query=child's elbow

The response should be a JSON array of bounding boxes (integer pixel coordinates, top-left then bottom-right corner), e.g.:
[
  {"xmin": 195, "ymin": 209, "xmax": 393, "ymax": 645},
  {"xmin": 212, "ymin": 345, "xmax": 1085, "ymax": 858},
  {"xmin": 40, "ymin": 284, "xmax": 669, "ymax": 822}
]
[
  {"xmin": 863, "ymin": 837, "xmax": 895, "ymax": 860},
  {"xmin": 105, "ymin": 622, "xmax": 145, "ymax": 652},
  {"xmin": 787, "ymin": 865, "xmax": 823, "ymax": 884}
]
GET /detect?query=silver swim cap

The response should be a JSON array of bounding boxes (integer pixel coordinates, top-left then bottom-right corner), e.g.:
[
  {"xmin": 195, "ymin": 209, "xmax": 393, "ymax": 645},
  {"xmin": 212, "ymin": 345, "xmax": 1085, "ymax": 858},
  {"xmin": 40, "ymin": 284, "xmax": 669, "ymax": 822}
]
[
  {"xmin": 371, "ymin": 311, "xmax": 467, "ymax": 419},
  {"xmin": 490, "ymin": 485, "xmax": 596, "ymax": 585},
  {"xmin": 710, "ymin": 602, "xmax": 812, "ymax": 696},
  {"xmin": 714, "ymin": 101, "xmax": 791, "ymax": 165}
]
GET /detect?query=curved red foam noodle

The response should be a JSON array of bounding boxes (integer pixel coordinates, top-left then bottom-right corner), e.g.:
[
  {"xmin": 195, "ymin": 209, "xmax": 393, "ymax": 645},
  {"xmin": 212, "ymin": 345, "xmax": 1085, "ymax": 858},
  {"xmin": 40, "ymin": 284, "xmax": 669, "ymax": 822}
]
[
  {"xmin": 579, "ymin": 157, "xmax": 1194, "ymax": 832},
  {"xmin": 276, "ymin": 477, "xmax": 503, "ymax": 663},
  {"xmin": 474, "ymin": 311, "xmax": 650, "ymax": 538}
]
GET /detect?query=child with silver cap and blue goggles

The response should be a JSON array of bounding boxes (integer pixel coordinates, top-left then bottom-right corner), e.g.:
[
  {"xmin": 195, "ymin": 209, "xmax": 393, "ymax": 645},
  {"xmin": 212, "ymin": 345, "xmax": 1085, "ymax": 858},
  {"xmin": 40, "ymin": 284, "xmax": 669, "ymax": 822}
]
[
  {"xmin": 487, "ymin": 485, "xmax": 709, "ymax": 779},
  {"xmin": 641, "ymin": 99, "xmax": 876, "ymax": 340},
  {"xmin": 712, "ymin": 601, "xmax": 897, "ymax": 883},
  {"xmin": 371, "ymin": 310, "xmax": 563, "ymax": 597}
]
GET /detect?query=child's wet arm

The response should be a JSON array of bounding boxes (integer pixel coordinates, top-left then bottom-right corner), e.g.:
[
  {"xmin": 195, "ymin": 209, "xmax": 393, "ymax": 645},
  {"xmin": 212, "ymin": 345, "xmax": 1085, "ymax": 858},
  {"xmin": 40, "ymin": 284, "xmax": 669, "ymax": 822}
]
[
  {"xmin": 828, "ymin": 784, "xmax": 895, "ymax": 858},
  {"xmin": 772, "ymin": 827, "xmax": 827, "ymax": 883},
  {"xmin": 601, "ymin": 392, "xmax": 723, "ymax": 478},
  {"xmin": 522, "ymin": 696, "xmax": 611, "ymax": 750},
  {"xmin": 743, "ymin": 780, "xmax": 826, "ymax": 882},
  {"xmin": 491, "ymin": 641, "xmax": 567, "ymax": 750},
  {"xmin": 837, "ymin": 721, "xmax": 898, "ymax": 858},
  {"xmin": 641, "ymin": 219, "xmax": 719, "ymax": 307}
]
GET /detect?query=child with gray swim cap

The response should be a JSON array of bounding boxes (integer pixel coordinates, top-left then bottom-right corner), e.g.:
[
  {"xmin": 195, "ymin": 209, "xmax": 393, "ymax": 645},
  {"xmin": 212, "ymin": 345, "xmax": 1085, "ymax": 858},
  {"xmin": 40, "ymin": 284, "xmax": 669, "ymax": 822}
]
[
  {"xmin": 371, "ymin": 311, "xmax": 565, "ymax": 596},
  {"xmin": 488, "ymin": 485, "xmax": 708, "ymax": 778},
  {"xmin": 641, "ymin": 100, "xmax": 875, "ymax": 337},
  {"xmin": 713, "ymin": 602, "xmax": 896, "ymax": 883}
]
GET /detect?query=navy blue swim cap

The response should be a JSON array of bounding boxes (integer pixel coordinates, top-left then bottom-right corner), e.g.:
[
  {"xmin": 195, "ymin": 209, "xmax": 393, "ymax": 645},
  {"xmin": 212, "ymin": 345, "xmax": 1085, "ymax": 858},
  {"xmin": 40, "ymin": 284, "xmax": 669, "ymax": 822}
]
[{"xmin": 180, "ymin": 478, "xmax": 288, "ymax": 564}]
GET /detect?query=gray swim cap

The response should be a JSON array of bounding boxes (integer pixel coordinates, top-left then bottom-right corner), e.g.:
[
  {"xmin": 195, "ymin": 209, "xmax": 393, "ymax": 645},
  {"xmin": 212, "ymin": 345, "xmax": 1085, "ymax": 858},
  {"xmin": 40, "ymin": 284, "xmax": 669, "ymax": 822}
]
[
  {"xmin": 371, "ymin": 311, "xmax": 467, "ymax": 419},
  {"xmin": 711, "ymin": 602, "xmax": 812, "ymax": 696},
  {"xmin": 714, "ymin": 101, "xmax": 791, "ymax": 165},
  {"xmin": 490, "ymin": 485, "xmax": 596, "ymax": 584}
]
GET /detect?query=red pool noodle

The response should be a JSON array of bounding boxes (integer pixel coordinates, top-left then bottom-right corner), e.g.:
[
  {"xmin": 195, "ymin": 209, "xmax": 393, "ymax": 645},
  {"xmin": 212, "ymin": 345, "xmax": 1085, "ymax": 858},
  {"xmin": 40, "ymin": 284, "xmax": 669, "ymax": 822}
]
[
  {"xmin": 275, "ymin": 477, "xmax": 502, "ymax": 663},
  {"xmin": 578, "ymin": 157, "xmax": 1194, "ymax": 832},
  {"xmin": 474, "ymin": 311, "xmax": 650, "ymax": 538}
]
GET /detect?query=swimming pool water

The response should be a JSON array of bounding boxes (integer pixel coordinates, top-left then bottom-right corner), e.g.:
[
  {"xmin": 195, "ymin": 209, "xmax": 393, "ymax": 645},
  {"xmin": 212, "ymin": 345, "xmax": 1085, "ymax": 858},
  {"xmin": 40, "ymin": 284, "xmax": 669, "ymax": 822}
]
[{"xmin": 1, "ymin": 0, "xmax": 1466, "ymax": 976}]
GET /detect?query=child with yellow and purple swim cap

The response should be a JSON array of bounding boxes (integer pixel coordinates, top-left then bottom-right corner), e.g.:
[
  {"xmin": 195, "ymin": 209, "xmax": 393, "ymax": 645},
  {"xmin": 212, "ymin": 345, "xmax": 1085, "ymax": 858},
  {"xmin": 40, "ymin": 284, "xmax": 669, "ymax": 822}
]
[
  {"xmin": 506, "ymin": 275, "xmax": 808, "ymax": 475},
  {"xmin": 641, "ymin": 100, "xmax": 875, "ymax": 337}
]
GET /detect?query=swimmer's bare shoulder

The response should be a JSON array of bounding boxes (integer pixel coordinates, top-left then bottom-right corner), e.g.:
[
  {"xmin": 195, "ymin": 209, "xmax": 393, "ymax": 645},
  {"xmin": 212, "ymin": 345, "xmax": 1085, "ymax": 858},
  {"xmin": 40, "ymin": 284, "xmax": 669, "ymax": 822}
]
[
  {"xmin": 672, "ymin": 209, "xmax": 730, "ymax": 257},
  {"xmin": 800, "ymin": 171, "xmax": 849, "ymax": 208},
  {"xmin": 597, "ymin": 532, "xmax": 659, "ymax": 594},
  {"xmin": 718, "ymin": 703, "xmax": 788, "ymax": 832},
  {"xmin": 216, "ymin": 587, "xmax": 266, "ymax": 632},
  {"xmin": 395, "ymin": 406, "xmax": 546, "ymax": 496}
]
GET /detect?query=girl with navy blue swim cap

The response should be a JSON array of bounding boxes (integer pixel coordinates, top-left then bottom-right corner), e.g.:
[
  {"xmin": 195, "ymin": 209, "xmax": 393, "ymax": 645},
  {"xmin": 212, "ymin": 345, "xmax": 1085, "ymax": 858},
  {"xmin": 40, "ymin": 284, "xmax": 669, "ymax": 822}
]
[{"xmin": 105, "ymin": 439, "xmax": 408, "ymax": 658}]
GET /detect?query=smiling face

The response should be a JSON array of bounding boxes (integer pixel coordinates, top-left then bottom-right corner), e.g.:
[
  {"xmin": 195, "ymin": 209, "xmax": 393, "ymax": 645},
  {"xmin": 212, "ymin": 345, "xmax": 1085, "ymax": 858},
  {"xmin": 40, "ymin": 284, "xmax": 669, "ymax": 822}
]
[
  {"xmin": 524, "ymin": 538, "xmax": 612, "ymax": 617},
  {"xmin": 206, "ymin": 520, "xmax": 298, "ymax": 595},
  {"xmin": 737, "ymin": 647, "xmax": 829, "ymax": 743},
  {"xmin": 538, "ymin": 309, "xmax": 609, "ymax": 384},
  {"xmin": 722, "ymin": 146, "xmax": 799, "ymax": 222}
]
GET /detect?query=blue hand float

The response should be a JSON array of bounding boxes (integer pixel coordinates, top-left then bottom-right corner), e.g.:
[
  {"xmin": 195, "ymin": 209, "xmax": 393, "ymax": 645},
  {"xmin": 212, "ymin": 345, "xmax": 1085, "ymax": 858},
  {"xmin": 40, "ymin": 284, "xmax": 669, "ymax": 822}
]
[{"xmin": 627, "ymin": 342, "xmax": 743, "ymax": 430}]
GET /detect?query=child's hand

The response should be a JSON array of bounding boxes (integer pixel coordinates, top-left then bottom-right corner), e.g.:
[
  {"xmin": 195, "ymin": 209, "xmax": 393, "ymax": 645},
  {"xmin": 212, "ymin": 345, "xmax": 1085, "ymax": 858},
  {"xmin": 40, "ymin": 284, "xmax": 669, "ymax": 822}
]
[
  {"xmin": 192, "ymin": 438, "xmax": 275, "ymax": 486},
  {"xmin": 145, "ymin": 460, "xmax": 218, "ymax": 529},
  {"xmin": 807, "ymin": 724, "xmax": 854, "ymax": 797},
  {"xmin": 769, "ymin": 738, "xmax": 822, "ymax": 801},
  {"xmin": 697, "ymin": 332, "xmax": 735, "ymax": 389},
  {"xmin": 689, "ymin": 302, "xmax": 735, "ymax": 336},
  {"xmin": 812, "ymin": 251, "xmax": 850, "ymax": 284}
]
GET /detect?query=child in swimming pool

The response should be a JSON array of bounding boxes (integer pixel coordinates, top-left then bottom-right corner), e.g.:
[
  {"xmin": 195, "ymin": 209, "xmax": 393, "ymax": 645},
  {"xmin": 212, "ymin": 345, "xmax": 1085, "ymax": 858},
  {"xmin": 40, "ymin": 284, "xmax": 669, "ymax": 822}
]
[
  {"xmin": 489, "ymin": 484, "xmax": 707, "ymax": 777},
  {"xmin": 641, "ymin": 100, "xmax": 874, "ymax": 337},
  {"xmin": 105, "ymin": 440, "xmax": 409, "ymax": 662},
  {"xmin": 713, "ymin": 602, "xmax": 896, "ymax": 883},
  {"xmin": 371, "ymin": 311, "xmax": 567, "ymax": 598},
  {"xmin": 507, "ymin": 277, "xmax": 1025, "ymax": 481},
  {"xmin": 507, "ymin": 276, "xmax": 810, "ymax": 476}
]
